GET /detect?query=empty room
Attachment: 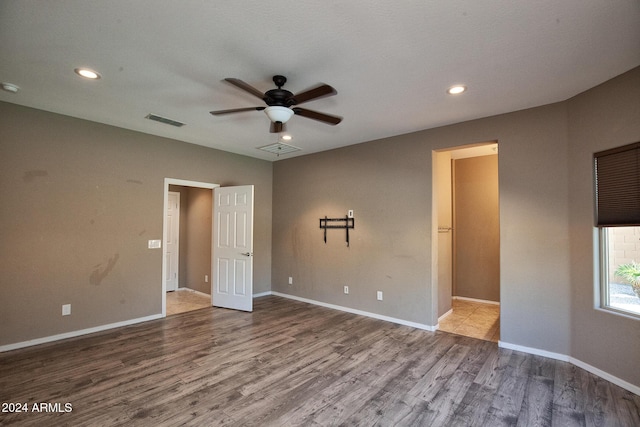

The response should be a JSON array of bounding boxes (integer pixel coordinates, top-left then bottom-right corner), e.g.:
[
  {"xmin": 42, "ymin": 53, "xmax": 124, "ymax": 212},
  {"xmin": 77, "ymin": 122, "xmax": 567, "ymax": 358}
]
[{"xmin": 1, "ymin": 1, "xmax": 640, "ymax": 425}]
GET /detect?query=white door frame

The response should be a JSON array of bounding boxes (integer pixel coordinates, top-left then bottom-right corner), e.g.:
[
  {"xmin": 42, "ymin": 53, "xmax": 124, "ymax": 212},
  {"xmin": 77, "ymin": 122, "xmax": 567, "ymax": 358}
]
[
  {"xmin": 165, "ymin": 191, "xmax": 181, "ymax": 292},
  {"xmin": 162, "ymin": 178, "xmax": 219, "ymax": 316}
]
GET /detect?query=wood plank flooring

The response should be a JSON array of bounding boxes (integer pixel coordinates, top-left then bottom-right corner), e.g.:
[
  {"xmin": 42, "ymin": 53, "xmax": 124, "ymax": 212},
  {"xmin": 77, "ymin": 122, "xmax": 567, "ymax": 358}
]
[{"xmin": 1, "ymin": 296, "xmax": 638, "ymax": 426}]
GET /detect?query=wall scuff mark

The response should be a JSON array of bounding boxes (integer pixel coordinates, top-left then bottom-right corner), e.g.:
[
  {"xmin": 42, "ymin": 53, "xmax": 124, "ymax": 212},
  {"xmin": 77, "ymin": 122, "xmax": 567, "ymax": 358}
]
[
  {"xmin": 90, "ymin": 253, "xmax": 120, "ymax": 286},
  {"xmin": 23, "ymin": 170, "xmax": 48, "ymax": 183}
]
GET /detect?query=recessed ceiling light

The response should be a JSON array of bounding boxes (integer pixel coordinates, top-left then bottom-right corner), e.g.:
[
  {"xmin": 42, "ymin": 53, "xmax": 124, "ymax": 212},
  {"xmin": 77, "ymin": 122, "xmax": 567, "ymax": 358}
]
[
  {"xmin": 1, "ymin": 82, "xmax": 20, "ymax": 93},
  {"xmin": 74, "ymin": 68, "xmax": 101, "ymax": 79},
  {"xmin": 281, "ymin": 134, "xmax": 292, "ymax": 141},
  {"xmin": 447, "ymin": 85, "xmax": 467, "ymax": 95}
]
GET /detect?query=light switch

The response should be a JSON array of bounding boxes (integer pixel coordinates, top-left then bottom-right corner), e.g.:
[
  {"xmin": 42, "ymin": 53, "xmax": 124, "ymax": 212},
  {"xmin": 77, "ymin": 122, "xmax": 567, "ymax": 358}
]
[{"xmin": 148, "ymin": 240, "xmax": 161, "ymax": 249}]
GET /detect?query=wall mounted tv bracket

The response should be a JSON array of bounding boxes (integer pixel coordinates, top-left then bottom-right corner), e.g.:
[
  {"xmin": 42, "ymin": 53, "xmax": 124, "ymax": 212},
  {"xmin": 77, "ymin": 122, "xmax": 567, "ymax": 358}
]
[{"xmin": 320, "ymin": 216, "xmax": 355, "ymax": 247}]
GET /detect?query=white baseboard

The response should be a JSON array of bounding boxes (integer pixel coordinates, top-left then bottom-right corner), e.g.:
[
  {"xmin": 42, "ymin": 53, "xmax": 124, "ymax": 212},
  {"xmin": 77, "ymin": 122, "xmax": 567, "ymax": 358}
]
[
  {"xmin": 269, "ymin": 292, "xmax": 639, "ymax": 395},
  {"xmin": 498, "ymin": 340, "xmax": 570, "ymax": 362},
  {"xmin": 177, "ymin": 287, "xmax": 210, "ymax": 298},
  {"xmin": 0, "ymin": 313, "xmax": 163, "ymax": 353},
  {"xmin": 499, "ymin": 340, "xmax": 640, "ymax": 396},
  {"xmin": 4, "ymin": 292, "xmax": 637, "ymax": 395},
  {"xmin": 453, "ymin": 296, "xmax": 500, "ymax": 305},
  {"xmin": 253, "ymin": 291, "xmax": 272, "ymax": 298},
  {"xmin": 568, "ymin": 356, "xmax": 640, "ymax": 396},
  {"xmin": 271, "ymin": 291, "xmax": 437, "ymax": 331},
  {"xmin": 438, "ymin": 308, "xmax": 453, "ymax": 322}
]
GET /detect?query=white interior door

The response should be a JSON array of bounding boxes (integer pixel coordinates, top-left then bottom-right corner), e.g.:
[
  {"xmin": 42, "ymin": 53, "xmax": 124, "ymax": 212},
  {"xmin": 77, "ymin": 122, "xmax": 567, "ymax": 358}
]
[
  {"xmin": 165, "ymin": 191, "xmax": 180, "ymax": 292},
  {"xmin": 212, "ymin": 185, "xmax": 254, "ymax": 312}
]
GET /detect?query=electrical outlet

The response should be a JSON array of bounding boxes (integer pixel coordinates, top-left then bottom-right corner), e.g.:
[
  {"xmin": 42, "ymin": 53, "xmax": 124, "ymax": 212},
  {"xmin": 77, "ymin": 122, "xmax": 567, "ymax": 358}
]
[
  {"xmin": 288, "ymin": 276, "xmax": 293, "ymax": 285},
  {"xmin": 377, "ymin": 291, "xmax": 383, "ymax": 301},
  {"xmin": 205, "ymin": 275, "xmax": 208, "ymax": 283},
  {"xmin": 344, "ymin": 286, "xmax": 349, "ymax": 294},
  {"xmin": 348, "ymin": 209, "xmax": 354, "ymax": 218},
  {"xmin": 62, "ymin": 304, "xmax": 71, "ymax": 316}
]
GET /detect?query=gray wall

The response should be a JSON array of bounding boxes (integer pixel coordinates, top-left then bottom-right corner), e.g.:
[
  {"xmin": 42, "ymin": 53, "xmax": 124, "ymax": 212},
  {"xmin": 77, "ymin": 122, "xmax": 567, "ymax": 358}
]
[
  {"xmin": 567, "ymin": 67, "xmax": 640, "ymax": 386},
  {"xmin": 0, "ymin": 102, "xmax": 272, "ymax": 346},
  {"xmin": 1, "ymin": 67, "xmax": 638, "ymax": 388},
  {"xmin": 272, "ymin": 134, "xmax": 433, "ymax": 324},
  {"xmin": 273, "ymin": 101, "xmax": 571, "ymax": 351},
  {"xmin": 272, "ymin": 66, "xmax": 640, "ymax": 388}
]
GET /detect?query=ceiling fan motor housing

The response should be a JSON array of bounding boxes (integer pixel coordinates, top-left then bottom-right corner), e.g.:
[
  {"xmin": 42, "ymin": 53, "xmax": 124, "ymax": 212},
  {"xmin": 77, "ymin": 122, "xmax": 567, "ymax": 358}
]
[{"xmin": 264, "ymin": 75, "xmax": 294, "ymax": 106}]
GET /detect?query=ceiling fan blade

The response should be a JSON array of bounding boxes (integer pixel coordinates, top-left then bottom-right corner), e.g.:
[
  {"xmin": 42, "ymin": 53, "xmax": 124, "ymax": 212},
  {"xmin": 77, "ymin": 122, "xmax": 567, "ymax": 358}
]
[
  {"xmin": 224, "ymin": 78, "xmax": 266, "ymax": 100},
  {"xmin": 289, "ymin": 84, "xmax": 337, "ymax": 105},
  {"xmin": 210, "ymin": 106, "xmax": 265, "ymax": 115},
  {"xmin": 292, "ymin": 107, "xmax": 342, "ymax": 125},
  {"xmin": 270, "ymin": 121, "xmax": 287, "ymax": 133}
]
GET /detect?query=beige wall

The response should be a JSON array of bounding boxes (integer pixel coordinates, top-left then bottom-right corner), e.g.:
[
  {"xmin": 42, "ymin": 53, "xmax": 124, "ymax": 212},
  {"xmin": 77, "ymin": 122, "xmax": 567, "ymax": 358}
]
[
  {"xmin": 168, "ymin": 185, "xmax": 189, "ymax": 288},
  {"xmin": 453, "ymin": 155, "xmax": 500, "ymax": 302},
  {"xmin": 185, "ymin": 187, "xmax": 212, "ymax": 294},
  {"xmin": 167, "ymin": 185, "xmax": 213, "ymax": 294},
  {"xmin": 0, "ymin": 102, "xmax": 272, "ymax": 346},
  {"xmin": 567, "ymin": 66, "xmax": 640, "ymax": 386},
  {"xmin": 435, "ymin": 151, "xmax": 453, "ymax": 317}
]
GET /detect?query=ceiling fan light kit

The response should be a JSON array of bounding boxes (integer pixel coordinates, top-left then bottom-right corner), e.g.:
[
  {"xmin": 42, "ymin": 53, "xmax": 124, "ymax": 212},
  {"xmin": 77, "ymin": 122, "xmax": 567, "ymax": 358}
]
[
  {"xmin": 211, "ymin": 75, "xmax": 342, "ymax": 133},
  {"xmin": 264, "ymin": 106, "xmax": 294, "ymax": 124}
]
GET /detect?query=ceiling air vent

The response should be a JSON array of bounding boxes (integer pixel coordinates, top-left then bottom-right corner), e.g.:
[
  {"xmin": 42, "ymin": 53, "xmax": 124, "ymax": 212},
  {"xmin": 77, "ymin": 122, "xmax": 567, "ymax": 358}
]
[
  {"xmin": 257, "ymin": 142, "xmax": 301, "ymax": 157},
  {"xmin": 145, "ymin": 113, "xmax": 185, "ymax": 127}
]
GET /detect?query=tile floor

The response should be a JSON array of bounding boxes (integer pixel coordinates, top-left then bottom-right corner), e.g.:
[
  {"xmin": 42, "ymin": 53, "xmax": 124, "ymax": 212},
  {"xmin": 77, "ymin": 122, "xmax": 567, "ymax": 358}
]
[
  {"xmin": 166, "ymin": 289, "xmax": 211, "ymax": 316},
  {"xmin": 438, "ymin": 298, "xmax": 500, "ymax": 342}
]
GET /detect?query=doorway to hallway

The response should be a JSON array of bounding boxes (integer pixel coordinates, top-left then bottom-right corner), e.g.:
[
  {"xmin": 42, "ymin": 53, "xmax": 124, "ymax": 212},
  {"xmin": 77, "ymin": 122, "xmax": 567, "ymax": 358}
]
[
  {"xmin": 164, "ymin": 181, "xmax": 215, "ymax": 316},
  {"xmin": 161, "ymin": 178, "xmax": 255, "ymax": 316}
]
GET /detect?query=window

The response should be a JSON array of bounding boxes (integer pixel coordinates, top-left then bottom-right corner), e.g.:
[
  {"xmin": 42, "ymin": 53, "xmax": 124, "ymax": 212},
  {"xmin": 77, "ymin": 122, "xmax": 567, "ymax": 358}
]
[
  {"xmin": 595, "ymin": 142, "xmax": 640, "ymax": 318},
  {"xmin": 600, "ymin": 227, "xmax": 640, "ymax": 316}
]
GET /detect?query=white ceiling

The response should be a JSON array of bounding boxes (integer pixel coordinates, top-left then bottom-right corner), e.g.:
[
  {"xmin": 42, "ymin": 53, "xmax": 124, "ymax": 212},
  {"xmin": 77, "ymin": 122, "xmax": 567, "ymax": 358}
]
[{"xmin": 1, "ymin": 1, "xmax": 639, "ymax": 161}]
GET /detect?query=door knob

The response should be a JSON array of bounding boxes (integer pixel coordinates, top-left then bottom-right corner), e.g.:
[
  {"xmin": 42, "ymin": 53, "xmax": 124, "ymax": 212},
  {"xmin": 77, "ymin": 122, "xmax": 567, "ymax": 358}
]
[{"xmin": 241, "ymin": 252, "xmax": 253, "ymax": 257}]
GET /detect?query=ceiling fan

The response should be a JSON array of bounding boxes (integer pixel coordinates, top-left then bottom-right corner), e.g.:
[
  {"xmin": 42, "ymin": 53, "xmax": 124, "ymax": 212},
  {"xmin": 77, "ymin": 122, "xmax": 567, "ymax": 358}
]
[{"xmin": 210, "ymin": 75, "xmax": 342, "ymax": 133}]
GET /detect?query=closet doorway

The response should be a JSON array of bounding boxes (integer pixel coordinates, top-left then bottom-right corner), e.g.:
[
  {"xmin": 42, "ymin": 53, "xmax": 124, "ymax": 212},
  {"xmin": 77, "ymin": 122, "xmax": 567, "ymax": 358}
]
[{"xmin": 434, "ymin": 142, "xmax": 500, "ymax": 342}]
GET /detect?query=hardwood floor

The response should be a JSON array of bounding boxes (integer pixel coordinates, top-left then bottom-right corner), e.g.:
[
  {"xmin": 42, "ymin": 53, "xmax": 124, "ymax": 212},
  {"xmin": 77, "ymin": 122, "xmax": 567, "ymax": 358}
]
[{"xmin": 1, "ymin": 296, "xmax": 638, "ymax": 426}]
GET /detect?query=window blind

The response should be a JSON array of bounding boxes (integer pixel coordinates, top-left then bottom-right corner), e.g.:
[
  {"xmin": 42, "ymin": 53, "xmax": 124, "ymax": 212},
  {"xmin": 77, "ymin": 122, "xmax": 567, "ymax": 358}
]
[{"xmin": 594, "ymin": 141, "xmax": 640, "ymax": 226}]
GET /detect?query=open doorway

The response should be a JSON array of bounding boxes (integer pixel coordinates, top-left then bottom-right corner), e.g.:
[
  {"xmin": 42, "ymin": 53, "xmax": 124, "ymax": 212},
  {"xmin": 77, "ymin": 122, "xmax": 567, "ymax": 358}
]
[
  {"xmin": 433, "ymin": 142, "xmax": 500, "ymax": 342},
  {"xmin": 162, "ymin": 179, "xmax": 218, "ymax": 316}
]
